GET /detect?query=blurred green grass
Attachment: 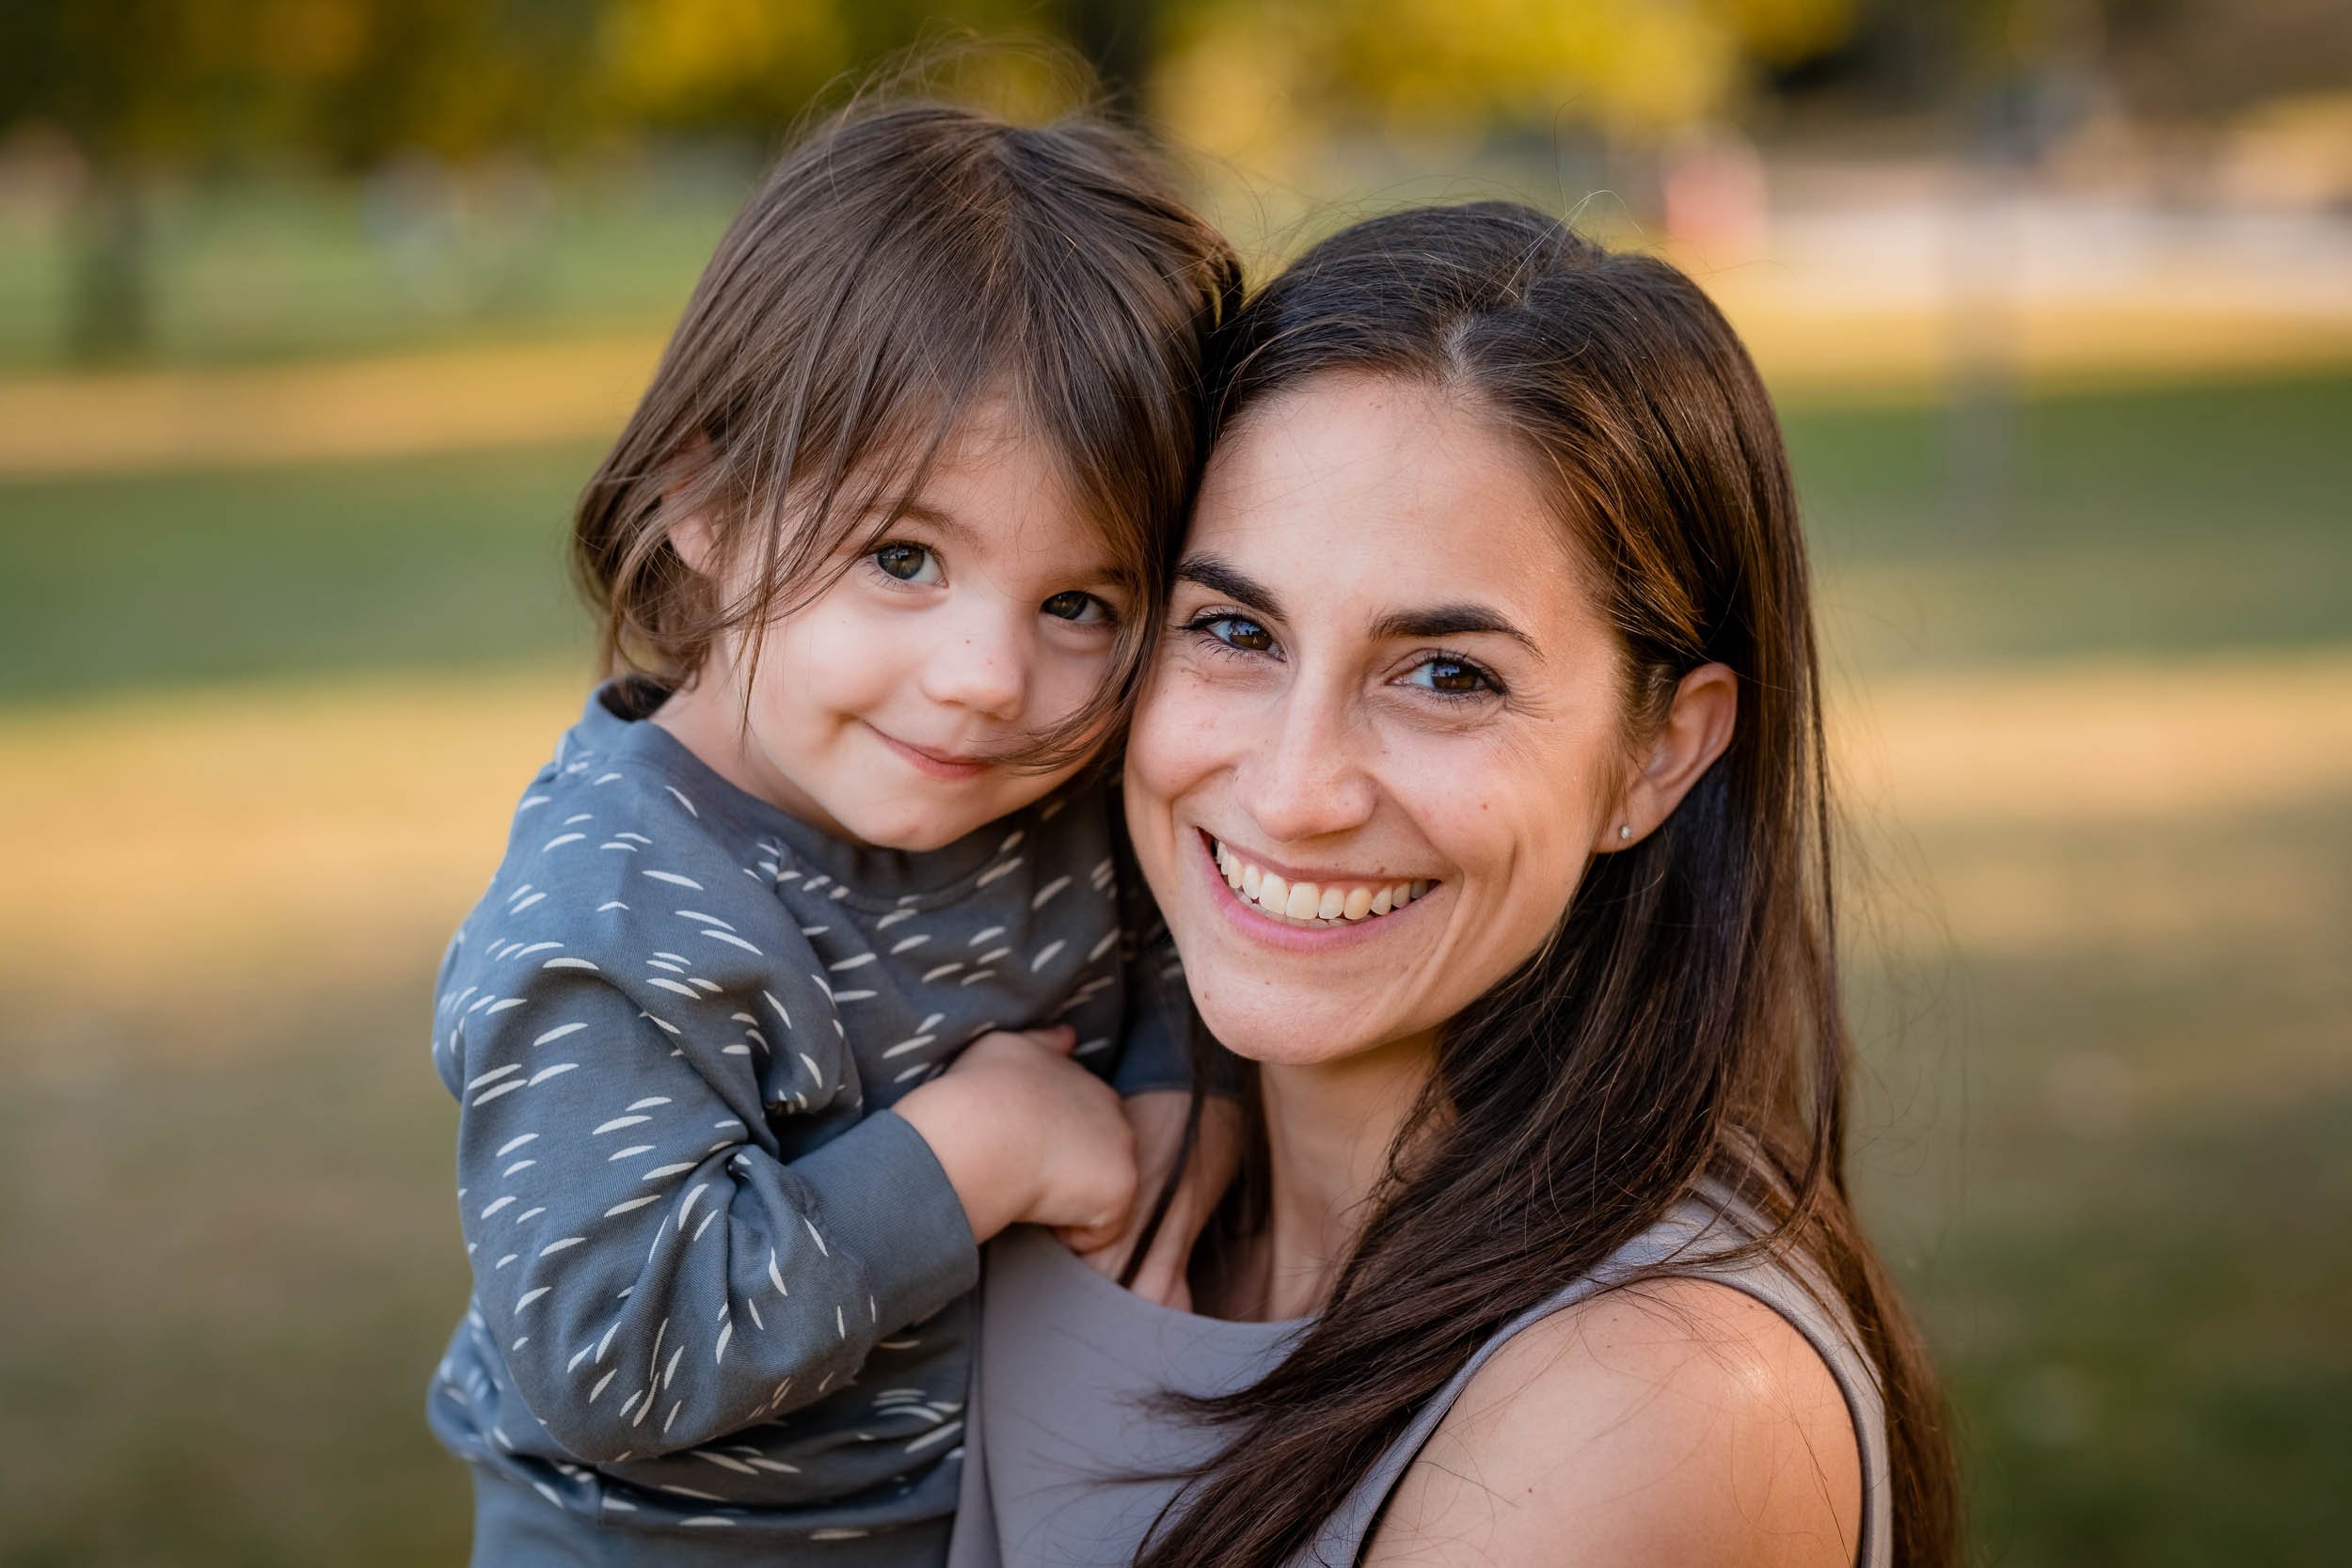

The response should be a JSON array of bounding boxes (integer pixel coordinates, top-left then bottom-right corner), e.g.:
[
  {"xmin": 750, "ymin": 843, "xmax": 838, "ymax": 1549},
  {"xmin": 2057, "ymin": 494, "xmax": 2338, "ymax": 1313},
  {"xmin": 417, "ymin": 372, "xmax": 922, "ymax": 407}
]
[
  {"xmin": 6, "ymin": 372, "xmax": 2347, "ymax": 707},
  {"xmin": 0, "ymin": 173, "xmax": 739, "ymax": 374},
  {"xmin": 1851, "ymin": 798, "xmax": 2352, "ymax": 1568},
  {"xmin": 1, "ymin": 369, "xmax": 2347, "ymax": 1567},
  {"xmin": 0, "ymin": 443, "xmax": 596, "ymax": 704}
]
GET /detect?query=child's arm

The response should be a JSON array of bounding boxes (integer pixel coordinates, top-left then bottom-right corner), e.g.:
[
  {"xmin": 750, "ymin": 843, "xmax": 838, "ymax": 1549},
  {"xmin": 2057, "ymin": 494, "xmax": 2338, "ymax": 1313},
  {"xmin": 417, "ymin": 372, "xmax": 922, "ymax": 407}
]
[
  {"xmin": 1063, "ymin": 890, "xmax": 1248, "ymax": 1305},
  {"xmin": 1066, "ymin": 1089, "xmax": 1246, "ymax": 1309},
  {"xmin": 448, "ymin": 897, "xmax": 1131, "ymax": 1465}
]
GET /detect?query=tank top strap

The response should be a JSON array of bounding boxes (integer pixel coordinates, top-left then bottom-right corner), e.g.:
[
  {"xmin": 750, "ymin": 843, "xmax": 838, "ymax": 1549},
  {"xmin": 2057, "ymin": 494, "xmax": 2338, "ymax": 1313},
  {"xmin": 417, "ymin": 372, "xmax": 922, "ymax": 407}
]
[{"xmin": 1288, "ymin": 1196, "xmax": 1893, "ymax": 1568}]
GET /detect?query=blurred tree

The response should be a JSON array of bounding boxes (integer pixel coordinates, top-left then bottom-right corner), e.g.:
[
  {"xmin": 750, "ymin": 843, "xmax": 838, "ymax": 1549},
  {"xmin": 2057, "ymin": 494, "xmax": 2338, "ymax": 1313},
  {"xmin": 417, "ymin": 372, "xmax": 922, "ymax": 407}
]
[
  {"xmin": 0, "ymin": 0, "xmax": 610, "ymax": 358},
  {"xmin": 594, "ymin": 0, "xmax": 844, "ymax": 133},
  {"xmin": 0, "ymin": 0, "xmax": 313, "ymax": 357},
  {"xmin": 0, "ymin": 0, "xmax": 1947, "ymax": 364},
  {"xmin": 1150, "ymin": 0, "xmax": 1860, "ymax": 166},
  {"xmin": 0, "ymin": 0, "xmax": 1139, "ymax": 359},
  {"xmin": 1057, "ymin": 0, "xmax": 1160, "ymax": 110}
]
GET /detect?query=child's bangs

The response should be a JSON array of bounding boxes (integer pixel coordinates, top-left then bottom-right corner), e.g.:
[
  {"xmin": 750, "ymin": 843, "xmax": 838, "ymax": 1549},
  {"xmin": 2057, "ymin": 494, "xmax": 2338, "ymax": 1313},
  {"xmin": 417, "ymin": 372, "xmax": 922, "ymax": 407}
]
[
  {"xmin": 731, "ymin": 229, "xmax": 1198, "ymax": 773},
  {"xmin": 579, "ymin": 101, "xmax": 1237, "ymax": 752}
]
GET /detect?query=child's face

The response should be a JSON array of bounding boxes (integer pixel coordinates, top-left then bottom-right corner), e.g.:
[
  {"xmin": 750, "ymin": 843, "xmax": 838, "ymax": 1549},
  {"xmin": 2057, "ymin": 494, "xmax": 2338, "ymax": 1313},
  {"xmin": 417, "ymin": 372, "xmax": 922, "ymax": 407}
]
[{"xmin": 674, "ymin": 401, "xmax": 1134, "ymax": 852}]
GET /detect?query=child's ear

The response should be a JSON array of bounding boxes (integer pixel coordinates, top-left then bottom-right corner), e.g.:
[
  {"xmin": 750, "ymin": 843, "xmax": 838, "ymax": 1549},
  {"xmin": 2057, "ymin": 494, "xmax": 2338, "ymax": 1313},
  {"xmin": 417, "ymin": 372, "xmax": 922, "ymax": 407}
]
[
  {"xmin": 666, "ymin": 509, "xmax": 721, "ymax": 580},
  {"xmin": 661, "ymin": 436, "xmax": 722, "ymax": 580}
]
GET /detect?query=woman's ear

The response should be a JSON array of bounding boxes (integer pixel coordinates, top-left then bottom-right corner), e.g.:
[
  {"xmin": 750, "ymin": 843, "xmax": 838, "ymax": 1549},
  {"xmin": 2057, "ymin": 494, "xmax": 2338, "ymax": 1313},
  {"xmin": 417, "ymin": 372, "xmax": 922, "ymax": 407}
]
[{"xmin": 1594, "ymin": 662, "xmax": 1738, "ymax": 852}]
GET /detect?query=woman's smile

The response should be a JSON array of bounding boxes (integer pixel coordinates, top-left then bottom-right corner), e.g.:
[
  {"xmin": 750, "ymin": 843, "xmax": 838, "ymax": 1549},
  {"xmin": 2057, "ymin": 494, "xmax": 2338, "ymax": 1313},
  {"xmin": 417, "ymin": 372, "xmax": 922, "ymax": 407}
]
[{"xmin": 1195, "ymin": 828, "xmax": 1439, "ymax": 947}]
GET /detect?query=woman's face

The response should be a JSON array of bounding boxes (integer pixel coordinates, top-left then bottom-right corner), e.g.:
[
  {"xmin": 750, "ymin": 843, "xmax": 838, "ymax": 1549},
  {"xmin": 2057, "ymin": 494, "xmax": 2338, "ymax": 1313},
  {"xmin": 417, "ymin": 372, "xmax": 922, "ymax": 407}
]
[{"xmin": 1124, "ymin": 372, "xmax": 1637, "ymax": 1068}]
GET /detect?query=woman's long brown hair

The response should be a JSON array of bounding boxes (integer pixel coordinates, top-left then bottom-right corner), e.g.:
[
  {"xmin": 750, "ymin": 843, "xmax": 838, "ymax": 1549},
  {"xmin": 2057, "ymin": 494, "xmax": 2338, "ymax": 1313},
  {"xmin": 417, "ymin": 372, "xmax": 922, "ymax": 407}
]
[{"xmin": 1139, "ymin": 203, "xmax": 1959, "ymax": 1567}]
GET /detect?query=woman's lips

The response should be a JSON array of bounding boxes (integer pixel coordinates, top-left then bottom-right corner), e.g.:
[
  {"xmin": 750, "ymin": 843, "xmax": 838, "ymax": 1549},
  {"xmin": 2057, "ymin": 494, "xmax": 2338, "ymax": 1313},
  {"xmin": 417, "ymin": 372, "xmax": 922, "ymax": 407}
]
[
  {"xmin": 869, "ymin": 724, "xmax": 991, "ymax": 782},
  {"xmin": 1197, "ymin": 828, "xmax": 1436, "ymax": 944}
]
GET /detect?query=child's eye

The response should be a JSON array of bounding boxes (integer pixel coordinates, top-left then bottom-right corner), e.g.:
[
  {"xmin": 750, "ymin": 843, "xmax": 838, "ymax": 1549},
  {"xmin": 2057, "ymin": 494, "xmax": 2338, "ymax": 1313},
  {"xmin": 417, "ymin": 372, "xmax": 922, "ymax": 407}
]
[
  {"xmin": 872, "ymin": 542, "xmax": 941, "ymax": 584},
  {"xmin": 1041, "ymin": 591, "xmax": 1113, "ymax": 626},
  {"xmin": 1186, "ymin": 613, "xmax": 1274, "ymax": 654},
  {"xmin": 1398, "ymin": 654, "xmax": 1502, "ymax": 698}
]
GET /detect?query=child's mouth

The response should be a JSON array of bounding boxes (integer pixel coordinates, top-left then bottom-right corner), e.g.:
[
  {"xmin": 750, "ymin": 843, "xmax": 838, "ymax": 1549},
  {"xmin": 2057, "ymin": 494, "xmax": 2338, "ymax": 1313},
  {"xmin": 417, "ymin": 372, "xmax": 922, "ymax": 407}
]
[{"xmin": 869, "ymin": 724, "xmax": 992, "ymax": 782}]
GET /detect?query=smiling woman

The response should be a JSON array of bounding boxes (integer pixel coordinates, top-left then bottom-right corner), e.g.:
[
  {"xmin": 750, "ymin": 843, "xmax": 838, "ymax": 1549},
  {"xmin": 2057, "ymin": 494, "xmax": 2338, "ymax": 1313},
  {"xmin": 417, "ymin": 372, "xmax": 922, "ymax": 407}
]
[
  {"xmin": 1128, "ymin": 371, "xmax": 1738, "ymax": 1056},
  {"xmin": 949, "ymin": 201, "xmax": 1960, "ymax": 1568}
]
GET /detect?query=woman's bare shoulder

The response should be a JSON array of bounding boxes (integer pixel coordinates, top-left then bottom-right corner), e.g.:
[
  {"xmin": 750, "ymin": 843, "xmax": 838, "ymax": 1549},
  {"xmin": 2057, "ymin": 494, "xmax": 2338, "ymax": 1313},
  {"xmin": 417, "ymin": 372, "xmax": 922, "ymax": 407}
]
[{"xmin": 1362, "ymin": 1275, "xmax": 1863, "ymax": 1568}]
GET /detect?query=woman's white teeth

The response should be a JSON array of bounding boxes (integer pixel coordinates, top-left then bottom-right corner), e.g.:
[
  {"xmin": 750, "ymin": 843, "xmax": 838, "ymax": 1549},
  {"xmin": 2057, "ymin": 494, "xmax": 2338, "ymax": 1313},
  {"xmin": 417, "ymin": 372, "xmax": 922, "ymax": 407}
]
[{"xmin": 1212, "ymin": 839, "xmax": 1426, "ymax": 926}]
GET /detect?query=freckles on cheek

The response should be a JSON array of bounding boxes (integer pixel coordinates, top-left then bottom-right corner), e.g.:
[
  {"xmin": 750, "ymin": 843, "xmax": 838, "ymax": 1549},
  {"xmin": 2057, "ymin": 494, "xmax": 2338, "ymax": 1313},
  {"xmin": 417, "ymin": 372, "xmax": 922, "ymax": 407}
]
[{"xmin": 1135, "ymin": 687, "xmax": 1219, "ymax": 786}]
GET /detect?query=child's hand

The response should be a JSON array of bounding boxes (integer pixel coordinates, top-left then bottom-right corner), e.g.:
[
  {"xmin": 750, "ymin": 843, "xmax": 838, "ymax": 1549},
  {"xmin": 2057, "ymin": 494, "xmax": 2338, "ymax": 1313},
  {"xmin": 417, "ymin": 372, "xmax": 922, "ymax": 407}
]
[
  {"xmin": 896, "ymin": 1025, "xmax": 1138, "ymax": 1245},
  {"xmin": 1063, "ymin": 1090, "xmax": 1245, "ymax": 1310}
]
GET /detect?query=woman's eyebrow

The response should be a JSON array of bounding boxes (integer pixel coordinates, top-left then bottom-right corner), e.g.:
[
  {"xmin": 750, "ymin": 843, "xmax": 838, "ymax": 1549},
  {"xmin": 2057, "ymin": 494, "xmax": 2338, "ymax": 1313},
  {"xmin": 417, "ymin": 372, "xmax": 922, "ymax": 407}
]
[
  {"xmin": 1176, "ymin": 554, "xmax": 1284, "ymax": 618},
  {"xmin": 1370, "ymin": 603, "xmax": 1540, "ymax": 657}
]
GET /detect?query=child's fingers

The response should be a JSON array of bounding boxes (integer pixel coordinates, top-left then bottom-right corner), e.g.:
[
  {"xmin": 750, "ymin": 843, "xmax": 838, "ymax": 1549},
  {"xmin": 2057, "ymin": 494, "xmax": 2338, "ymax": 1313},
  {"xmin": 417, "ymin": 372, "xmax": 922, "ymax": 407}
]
[
  {"xmin": 1024, "ymin": 1024, "xmax": 1081, "ymax": 1056},
  {"xmin": 1055, "ymin": 1211, "xmax": 1133, "ymax": 1261}
]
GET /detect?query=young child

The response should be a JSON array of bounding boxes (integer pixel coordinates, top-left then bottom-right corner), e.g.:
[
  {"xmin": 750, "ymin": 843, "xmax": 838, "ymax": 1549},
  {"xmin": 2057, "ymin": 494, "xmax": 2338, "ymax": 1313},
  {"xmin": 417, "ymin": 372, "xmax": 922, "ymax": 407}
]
[{"xmin": 425, "ymin": 99, "xmax": 1239, "ymax": 1564}]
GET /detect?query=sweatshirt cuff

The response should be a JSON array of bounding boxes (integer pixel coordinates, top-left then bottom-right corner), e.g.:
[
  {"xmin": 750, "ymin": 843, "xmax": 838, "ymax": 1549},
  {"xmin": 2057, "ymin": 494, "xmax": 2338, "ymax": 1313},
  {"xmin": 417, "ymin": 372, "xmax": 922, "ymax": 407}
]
[
  {"xmin": 795, "ymin": 1109, "xmax": 980, "ymax": 1333},
  {"xmin": 1110, "ymin": 999, "xmax": 1245, "ymax": 1100},
  {"xmin": 1109, "ymin": 991, "xmax": 1191, "ymax": 1097}
]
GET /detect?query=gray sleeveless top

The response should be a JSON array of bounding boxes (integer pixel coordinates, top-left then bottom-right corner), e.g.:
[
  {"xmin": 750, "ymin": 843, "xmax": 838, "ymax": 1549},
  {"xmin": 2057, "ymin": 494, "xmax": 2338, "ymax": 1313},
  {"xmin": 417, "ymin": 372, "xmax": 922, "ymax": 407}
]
[{"xmin": 945, "ymin": 1197, "xmax": 1892, "ymax": 1568}]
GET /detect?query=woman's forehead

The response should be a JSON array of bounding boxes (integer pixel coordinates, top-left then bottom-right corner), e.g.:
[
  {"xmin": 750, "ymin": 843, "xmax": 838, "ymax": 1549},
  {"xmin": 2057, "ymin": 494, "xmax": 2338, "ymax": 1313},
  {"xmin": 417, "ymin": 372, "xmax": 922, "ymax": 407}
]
[{"xmin": 1190, "ymin": 375, "xmax": 1594, "ymax": 627}]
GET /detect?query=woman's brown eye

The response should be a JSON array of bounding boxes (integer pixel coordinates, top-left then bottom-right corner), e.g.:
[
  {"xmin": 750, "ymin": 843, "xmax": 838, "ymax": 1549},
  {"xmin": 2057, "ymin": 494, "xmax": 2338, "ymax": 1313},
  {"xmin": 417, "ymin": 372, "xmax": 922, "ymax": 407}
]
[
  {"xmin": 1403, "ymin": 657, "xmax": 1494, "ymax": 695},
  {"xmin": 1210, "ymin": 616, "xmax": 1270, "ymax": 651}
]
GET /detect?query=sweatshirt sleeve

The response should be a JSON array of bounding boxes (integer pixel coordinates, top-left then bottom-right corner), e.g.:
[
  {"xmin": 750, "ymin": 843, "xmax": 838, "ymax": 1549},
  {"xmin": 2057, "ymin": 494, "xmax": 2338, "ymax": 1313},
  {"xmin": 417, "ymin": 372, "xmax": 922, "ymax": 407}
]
[
  {"xmin": 1108, "ymin": 917, "xmax": 1199, "ymax": 1098},
  {"xmin": 1104, "ymin": 845, "xmax": 1238, "ymax": 1100},
  {"xmin": 440, "ymin": 798, "xmax": 977, "ymax": 1465}
]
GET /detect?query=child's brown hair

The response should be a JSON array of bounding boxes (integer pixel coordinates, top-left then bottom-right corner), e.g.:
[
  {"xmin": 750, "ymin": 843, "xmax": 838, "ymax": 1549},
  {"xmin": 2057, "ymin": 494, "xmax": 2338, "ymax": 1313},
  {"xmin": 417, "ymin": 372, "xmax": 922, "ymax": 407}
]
[{"xmin": 573, "ymin": 95, "xmax": 1242, "ymax": 769}]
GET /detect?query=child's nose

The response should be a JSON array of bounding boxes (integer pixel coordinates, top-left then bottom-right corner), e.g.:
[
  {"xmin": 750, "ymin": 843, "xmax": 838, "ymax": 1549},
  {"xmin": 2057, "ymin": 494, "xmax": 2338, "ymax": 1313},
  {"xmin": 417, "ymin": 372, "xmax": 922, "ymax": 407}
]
[{"xmin": 921, "ymin": 629, "xmax": 1028, "ymax": 720}]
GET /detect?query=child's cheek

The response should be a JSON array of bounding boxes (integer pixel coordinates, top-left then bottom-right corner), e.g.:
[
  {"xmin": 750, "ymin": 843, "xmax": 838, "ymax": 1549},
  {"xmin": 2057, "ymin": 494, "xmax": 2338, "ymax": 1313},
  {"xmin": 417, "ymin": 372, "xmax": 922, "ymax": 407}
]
[
  {"xmin": 756, "ymin": 595, "xmax": 908, "ymax": 731},
  {"xmin": 1033, "ymin": 637, "xmax": 1120, "ymax": 735}
]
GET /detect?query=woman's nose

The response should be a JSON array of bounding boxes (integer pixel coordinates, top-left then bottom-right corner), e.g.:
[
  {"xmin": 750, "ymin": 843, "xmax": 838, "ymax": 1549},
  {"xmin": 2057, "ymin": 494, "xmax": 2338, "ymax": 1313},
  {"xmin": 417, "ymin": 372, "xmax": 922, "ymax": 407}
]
[{"xmin": 1237, "ymin": 693, "xmax": 1378, "ymax": 845}]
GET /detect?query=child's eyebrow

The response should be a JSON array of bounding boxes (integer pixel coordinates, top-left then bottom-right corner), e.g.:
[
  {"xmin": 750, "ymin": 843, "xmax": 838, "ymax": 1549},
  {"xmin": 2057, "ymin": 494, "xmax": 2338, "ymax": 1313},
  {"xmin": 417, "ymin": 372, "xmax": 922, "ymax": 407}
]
[{"xmin": 869, "ymin": 499, "xmax": 974, "ymax": 542}]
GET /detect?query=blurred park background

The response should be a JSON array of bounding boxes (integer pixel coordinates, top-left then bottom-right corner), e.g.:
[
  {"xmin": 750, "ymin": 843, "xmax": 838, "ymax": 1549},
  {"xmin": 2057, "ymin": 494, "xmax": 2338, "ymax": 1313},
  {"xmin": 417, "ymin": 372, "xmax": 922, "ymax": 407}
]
[{"xmin": 2, "ymin": 1, "xmax": 2347, "ymax": 1563}]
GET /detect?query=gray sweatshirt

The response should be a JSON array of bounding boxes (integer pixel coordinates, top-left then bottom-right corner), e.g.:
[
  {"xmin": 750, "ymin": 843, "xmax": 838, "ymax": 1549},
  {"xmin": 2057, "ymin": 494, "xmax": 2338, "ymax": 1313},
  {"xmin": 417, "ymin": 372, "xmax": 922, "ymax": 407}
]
[{"xmin": 426, "ymin": 678, "xmax": 1188, "ymax": 1561}]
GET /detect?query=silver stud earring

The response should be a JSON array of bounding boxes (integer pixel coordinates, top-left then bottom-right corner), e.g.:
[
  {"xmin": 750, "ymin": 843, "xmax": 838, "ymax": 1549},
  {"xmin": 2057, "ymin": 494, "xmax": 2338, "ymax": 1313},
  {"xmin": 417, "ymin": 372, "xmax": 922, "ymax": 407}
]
[{"xmin": 1617, "ymin": 824, "xmax": 1633, "ymax": 841}]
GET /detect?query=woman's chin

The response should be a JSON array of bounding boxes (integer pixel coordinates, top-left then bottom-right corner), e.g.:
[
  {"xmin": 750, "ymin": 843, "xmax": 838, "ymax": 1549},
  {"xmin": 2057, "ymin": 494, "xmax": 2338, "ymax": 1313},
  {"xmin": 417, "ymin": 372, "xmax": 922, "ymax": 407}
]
[{"xmin": 1192, "ymin": 997, "xmax": 1406, "ymax": 1070}]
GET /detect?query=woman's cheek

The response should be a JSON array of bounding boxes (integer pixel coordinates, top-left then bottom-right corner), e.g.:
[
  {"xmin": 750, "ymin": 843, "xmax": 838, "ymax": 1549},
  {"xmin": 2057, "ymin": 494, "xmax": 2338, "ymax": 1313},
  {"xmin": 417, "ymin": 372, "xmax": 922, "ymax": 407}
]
[{"xmin": 1128, "ymin": 673, "xmax": 1223, "ymax": 797}]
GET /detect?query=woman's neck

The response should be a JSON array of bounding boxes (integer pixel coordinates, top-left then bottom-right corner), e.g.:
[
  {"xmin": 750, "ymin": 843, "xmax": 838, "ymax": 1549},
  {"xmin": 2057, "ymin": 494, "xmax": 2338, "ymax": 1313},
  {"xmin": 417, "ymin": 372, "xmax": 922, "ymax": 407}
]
[{"xmin": 1248, "ymin": 1029, "xmax": 1440, "ymax": 1322}]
